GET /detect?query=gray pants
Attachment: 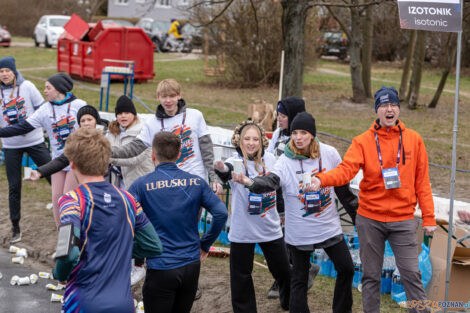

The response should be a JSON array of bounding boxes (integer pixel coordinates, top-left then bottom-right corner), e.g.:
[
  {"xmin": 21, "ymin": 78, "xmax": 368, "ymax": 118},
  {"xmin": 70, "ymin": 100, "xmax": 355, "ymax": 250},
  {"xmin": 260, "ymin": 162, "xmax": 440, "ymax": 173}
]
[{"xmin": 356, "ymin": 214, "xmax": 428, "ymax": 313}]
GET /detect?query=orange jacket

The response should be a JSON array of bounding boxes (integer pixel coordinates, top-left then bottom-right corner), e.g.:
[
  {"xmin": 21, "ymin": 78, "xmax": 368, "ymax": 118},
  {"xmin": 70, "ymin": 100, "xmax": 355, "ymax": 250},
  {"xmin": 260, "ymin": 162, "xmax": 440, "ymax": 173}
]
[{"xmin": 316, "ymin": 120, "xmax": 436, "ymax": 226}]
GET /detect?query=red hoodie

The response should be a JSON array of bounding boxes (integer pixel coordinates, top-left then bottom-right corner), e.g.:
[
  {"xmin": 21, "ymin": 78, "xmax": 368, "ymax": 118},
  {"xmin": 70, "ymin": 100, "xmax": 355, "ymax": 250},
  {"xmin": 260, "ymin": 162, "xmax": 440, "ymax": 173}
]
[{"xmin": 316, "ymin": 120, "xmax": 436, "ymax": 226}]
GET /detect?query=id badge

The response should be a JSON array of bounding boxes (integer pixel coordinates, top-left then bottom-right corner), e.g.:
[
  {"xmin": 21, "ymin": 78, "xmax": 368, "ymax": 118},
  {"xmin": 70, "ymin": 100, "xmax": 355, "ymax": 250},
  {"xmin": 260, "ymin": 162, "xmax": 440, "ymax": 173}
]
[
  {"xmin": 248, "ymin": 192, "xmax": 263, "ymax": 215},
  {"xmin": 59, "ymin": 128, "xmax": 71, "ymax": 137},
  {"xmin": 304, "ymin": 191, "xmax": 321, "ymax": 214},
  {"xmin": 6, "ymin": 108, "xmax": 18, "ymax": 117},
  {"xmin": 382, "ymin": 167, "xmax": 401, "ymax": 189}
]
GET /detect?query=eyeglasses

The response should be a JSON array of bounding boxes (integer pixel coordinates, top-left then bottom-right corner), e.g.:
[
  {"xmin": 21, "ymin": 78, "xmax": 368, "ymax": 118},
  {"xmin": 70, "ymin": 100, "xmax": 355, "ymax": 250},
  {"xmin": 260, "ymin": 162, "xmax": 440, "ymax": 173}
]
[{"xmin": 378, "ymin": 103, "xmax": 399, "ymax": 110}]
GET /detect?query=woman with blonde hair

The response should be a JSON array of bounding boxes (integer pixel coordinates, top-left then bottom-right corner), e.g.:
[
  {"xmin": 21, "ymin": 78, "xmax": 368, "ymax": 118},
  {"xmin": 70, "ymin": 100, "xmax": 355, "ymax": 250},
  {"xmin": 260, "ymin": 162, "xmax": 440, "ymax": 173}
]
[
  {"xmin": 232, "ymin": 112, "xmax": 356, "ymax": 313},
  {"xmin": 107, "ymin": 95, "xmax": 154, "ymax": 285},
  {"xmin": 214, "ymin": 120, "xmax": 290, "ymax": 313}
]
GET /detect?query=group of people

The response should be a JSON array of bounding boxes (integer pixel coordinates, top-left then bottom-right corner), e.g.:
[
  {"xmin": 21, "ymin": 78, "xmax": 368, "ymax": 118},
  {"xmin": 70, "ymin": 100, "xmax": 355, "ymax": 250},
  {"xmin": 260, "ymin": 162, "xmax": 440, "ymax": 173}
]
[{"xmin": 0, "ymin": 53, "xmax": 456, "ymax": 313}]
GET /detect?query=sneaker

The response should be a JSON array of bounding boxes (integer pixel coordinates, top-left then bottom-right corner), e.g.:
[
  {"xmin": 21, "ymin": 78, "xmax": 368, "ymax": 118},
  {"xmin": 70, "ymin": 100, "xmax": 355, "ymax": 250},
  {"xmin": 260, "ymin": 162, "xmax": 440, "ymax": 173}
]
[
  {"xmin": 308, "ymin": 263, "xmax": 320, "ymax": 290},
  {"xmin": 267, "ymin": 280, "xmax": 280, "ymax": 299},
  {"xmin": 130, "ymin": 265, "xmax": 146, "ymax": 286},
  {"xmin": 194, "ymin": 287, "xmax": 202, "ymax": 300},
  {"xmin": 10, "ymin": 225, "xmax": 21, "ymax": 244}
]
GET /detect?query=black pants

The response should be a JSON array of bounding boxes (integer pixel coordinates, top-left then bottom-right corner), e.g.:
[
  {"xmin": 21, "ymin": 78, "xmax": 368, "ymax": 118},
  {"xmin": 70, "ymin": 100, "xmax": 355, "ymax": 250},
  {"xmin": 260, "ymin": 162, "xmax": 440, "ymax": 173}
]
[
  {"xmin": 4, "ymin": 143, "xmax": 51, "ymax": 224},
  {"xmin": 143, "ymin": 260, "xmax": 200, "ymax": 313},
  {"xmin": 230, "ymin": 237, "xmax": 291, "ymax": 313},
  {"xmin": 288, "ymin": 239, "xmax": 354, "ymax": 313}
]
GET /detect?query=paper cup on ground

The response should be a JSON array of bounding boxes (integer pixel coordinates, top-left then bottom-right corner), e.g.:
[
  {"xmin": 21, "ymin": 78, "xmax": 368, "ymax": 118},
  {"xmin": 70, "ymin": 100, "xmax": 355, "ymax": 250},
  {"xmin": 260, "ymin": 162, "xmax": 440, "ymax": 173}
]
[
  {"xmin": 12, "ymin": 256, "xmax": 24, "ymax": 264},
  {"xmin": 0, "ymin": 272, "xmax": 2, "ymax": 280},
  {"xmin": 23, "ymin": 167, "xmax": 32, "ymax": 179},
  {"xmin": 39, "ymin": 272, "xmax": 51, "ymax": 279},
  {"xmin": 358, "ymin": 284, "xmax": 362, "ymax": 293},
  {"xmin": 9, "ymin": 245, "xmax": 19, "ymax": 253},
  {"xmin": 45, "ymin": 283, "xmax": 56, "ymax": 290},
  {"xmin": 56, "ymin": 283, "xmax": 66, "ymax": 290},
  {"xmin": 17, "ymin": 276, "xmax": 31, "ymax": 285},
  {"xmin": 29, "ymin": 274, "xmax": 38, "ymax": 284},
  {"xmin": 16, "ymin": 248, "xmax": 27, "ymax": 258},
  {"xmin": 232, "ymin": 159, "xmax": 243, "ymax": 175},
  {"xmin": 137, "ymin": 301, "xmax": 144, "ymax": 310},
  {"xmin": 51, "ymin": 293, "xmax": 63, "ymax": 303},
  {"xmin": 213, "ymin": 146, "xmax": 223, "ymax": 161},
  {"xmin": 10, "ymin": 275, "xmax": 19, "ymax": 285}
]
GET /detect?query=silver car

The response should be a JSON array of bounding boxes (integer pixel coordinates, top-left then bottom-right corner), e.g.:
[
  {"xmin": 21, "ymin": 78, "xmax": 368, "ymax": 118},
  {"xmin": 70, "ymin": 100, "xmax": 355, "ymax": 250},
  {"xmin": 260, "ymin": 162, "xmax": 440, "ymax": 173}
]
[{"xmin": 33, "ymin": 15, "xmax": 71, "ymax": 48}]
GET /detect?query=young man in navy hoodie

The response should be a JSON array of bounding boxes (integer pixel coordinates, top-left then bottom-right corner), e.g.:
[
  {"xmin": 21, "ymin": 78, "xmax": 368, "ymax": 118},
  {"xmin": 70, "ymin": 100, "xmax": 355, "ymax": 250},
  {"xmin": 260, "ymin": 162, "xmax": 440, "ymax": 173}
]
[{"xmin": 129, "ymin": 131, "xmax": 228, "ymax": 313}]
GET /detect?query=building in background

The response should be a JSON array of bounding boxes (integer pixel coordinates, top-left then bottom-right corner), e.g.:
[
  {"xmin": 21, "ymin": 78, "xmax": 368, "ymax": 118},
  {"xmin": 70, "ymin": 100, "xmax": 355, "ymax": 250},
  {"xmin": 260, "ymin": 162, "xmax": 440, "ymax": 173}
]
[{"xmin": 108, "ymin": 0, "xmax": 191, "ymax": 21}]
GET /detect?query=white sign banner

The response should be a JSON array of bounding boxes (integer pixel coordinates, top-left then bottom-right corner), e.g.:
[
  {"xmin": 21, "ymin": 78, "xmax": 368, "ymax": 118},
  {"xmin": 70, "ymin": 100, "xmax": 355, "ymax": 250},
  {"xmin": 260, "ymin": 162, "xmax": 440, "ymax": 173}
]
[{"xmin": 397, "ymin": 0, "xmax": 462, "ymax": 32}]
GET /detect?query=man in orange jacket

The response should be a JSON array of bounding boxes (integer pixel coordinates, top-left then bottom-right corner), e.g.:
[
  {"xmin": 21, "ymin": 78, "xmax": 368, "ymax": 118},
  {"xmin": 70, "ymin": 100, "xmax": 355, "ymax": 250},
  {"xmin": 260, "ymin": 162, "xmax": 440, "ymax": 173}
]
[{"xmin": 310, "ymin": 86, "xmax": 436, "ymax": 313}]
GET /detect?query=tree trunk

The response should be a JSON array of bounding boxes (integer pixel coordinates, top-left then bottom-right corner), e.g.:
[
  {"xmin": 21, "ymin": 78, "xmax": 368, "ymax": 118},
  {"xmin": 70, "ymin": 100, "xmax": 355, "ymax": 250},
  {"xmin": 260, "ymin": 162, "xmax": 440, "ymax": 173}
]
[
  {"xmin": 280, "ymin": 0, "xmax": 310, "ymax": 98},
  {"xmin": 428, "ymin": 33, "xmax": 457, "ymax": 108},
  {"xmin": 399, "ymin": 30, "xmax": 417, "ymax": 99},
  {"xmin": 349, "ymin": 3, "xmax": 366, "ymax": 102},
  {"xmin": 361, "ymin": 5, "xmax": 373, "ymax": 98},
  {"xmin": 407, "ymin": 30, "xmax": 426, "ymax": 109}
]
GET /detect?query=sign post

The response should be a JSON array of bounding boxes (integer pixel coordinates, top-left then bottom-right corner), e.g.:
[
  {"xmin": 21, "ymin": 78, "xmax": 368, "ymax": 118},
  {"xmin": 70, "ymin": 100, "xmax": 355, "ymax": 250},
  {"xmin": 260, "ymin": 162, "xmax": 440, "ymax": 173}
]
[{"xmin": 397, "ymin": 1, "xmax": 462, "ymax": 310}]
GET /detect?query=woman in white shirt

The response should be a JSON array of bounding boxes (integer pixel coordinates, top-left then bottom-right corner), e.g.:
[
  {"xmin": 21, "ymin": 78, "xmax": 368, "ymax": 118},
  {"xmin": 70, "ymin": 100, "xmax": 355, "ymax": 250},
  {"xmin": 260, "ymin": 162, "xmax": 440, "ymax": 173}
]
[
  {"xmin": 233, "ymin": 113, "xmax": 355, "ymax": 313},
  {"xmin": 214, "ymin": 120, "xmax": 290, "ymax": 313},
  {"xmin": 0, "ymin": 73, "xmax": 86, "ymax": 227},
  {"xmin": 0, "ymin": 56, "xmax": 51, "ymax": 243}
]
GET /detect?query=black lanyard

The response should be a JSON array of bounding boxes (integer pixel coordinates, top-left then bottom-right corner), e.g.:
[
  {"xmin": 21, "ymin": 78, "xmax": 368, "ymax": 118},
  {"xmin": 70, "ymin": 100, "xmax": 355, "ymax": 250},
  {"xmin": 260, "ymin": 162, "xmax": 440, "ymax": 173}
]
[
  {"xmin": 160, "ymin": 110, "xmax": 186, "ymax": 138},
  {"xmin": 299, "ymin": 153, "xmax": 322, "ymax": 174},
  {"xmin": 51, "ymin": 101, "xmax": 72, "ymax": 126},
  {"xmin": 374, "ymin": 128, "xmax": 402, "ymax": 170}
]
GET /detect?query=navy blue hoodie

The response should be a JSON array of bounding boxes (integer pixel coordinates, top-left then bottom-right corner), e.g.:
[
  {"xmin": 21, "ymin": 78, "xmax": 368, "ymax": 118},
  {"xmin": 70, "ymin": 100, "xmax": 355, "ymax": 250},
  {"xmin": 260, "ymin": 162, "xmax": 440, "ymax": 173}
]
[{"xmin": 129, "ymin": 162, "xmax": 228, "ymax": 270}]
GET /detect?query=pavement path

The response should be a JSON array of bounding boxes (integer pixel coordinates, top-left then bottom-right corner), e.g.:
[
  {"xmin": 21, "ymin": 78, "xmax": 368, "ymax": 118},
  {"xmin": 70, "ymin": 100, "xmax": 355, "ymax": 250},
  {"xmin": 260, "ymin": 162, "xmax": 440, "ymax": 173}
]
[{"xmin": 0, "ymin": 249, "xmax": 63, "ymax": 313}]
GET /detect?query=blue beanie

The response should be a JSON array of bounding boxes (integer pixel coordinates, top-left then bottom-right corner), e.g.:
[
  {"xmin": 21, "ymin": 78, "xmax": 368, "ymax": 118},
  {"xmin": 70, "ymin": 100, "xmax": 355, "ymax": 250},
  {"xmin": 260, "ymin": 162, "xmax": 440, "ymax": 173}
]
[
  {"xmin": 374, "ymin": 86, "xmax": 399, "ymax": 112},
  {"xmin": 276, "ymin": 102, "xmax": 287, "ymax": 115},
  {"xmin": 0, "ymin": 56, "xmax": 18, "ymax": 77}
]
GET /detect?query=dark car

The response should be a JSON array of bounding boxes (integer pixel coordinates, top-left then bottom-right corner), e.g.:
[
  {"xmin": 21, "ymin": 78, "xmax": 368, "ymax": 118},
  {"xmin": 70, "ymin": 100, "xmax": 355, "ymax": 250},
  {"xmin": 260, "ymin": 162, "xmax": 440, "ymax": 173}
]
[
  {"xmin": 0, "ymin": 25, "xmax": 11, "ymax": 47},
  {"xmin": 136, "ymin": 18, "xmax": 171, "ymax": 52},
  {"xmin": 182, "ymin": 23, "xmax": 203, "ymax": 50},
  {"xmin": 317, "ymin": 31, "xmax": 348, "ymax": 60}
]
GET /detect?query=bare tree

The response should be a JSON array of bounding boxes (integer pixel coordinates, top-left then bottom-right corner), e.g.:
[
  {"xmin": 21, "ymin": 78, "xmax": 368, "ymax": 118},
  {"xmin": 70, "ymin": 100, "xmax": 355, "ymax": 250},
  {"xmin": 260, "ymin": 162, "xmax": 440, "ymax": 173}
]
[
  {"xmin": 407, "ymin": 30, "xmax": 426, "ymax": 109},
  {"xmin": 428, "ymin": 33, "xmax": 457, "ymax": 108},
  {"xmin": 281, "ymin": 0, "xmax": 311, "ymax": 97},
  {"xmin": 361, "ymin": 4, "xmax": 373, "ymax": 98},
  {"xmin": 399, "ymin": 30, "xmax": 417, "ymax": 99}
]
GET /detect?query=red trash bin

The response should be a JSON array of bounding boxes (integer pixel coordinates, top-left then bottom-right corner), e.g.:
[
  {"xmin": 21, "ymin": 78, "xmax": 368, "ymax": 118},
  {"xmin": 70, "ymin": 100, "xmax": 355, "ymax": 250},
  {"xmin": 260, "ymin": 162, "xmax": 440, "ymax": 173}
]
[{"xmin": 57, "ymin": 14, "xmax": 154, "ymax": 82}]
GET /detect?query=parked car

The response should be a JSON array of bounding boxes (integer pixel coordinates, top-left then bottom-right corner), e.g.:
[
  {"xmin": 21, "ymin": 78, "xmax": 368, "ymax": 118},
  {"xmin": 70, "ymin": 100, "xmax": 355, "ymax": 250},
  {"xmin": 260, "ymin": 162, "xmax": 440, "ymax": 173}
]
[
  {"xmin": 317, "ymin": 31, "xmax": 348, "ymax": 60},
  {"xmin": 100, "ymin": 19, "xmax": 134, "ymax": 27},
  {"xmin": 0, "ymin": 25, "xmax": 11, "ymax": 47},
  {"xmin": 182, "ymin": 23, "xmax": 203, "ymax": 49},
  {"xmin": 33, "ymin": 15, "xmax": 71, "ymax": 48},
  {"xmin": 136, "ymin": 18, "xmax": 171, "ymax": 52}
]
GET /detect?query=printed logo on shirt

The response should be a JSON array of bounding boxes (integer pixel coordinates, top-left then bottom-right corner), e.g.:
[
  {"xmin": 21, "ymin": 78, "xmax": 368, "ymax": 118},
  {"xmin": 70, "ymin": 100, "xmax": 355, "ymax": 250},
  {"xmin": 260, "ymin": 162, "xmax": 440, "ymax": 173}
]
[
  {"xmin": 171, "ymin": 124, "xmax": 195, "ymax": 167},
  {"xmin": 51, "ymin": 115, "xmax": 76, "ymax": 150},
  {"xmin": 104, "ymin": 193, "xmax": 112, "ymax": 203},
  {"xmin": 2, "ymin": 96, "xmax": 26, "ymax": 125},
  {"xmin": 297, "ymin": 169, "xmax": 332, "ymax": 217},
  {"xmin": 260, "ymin": 191, "xmax": 276, "ymax": 217}
]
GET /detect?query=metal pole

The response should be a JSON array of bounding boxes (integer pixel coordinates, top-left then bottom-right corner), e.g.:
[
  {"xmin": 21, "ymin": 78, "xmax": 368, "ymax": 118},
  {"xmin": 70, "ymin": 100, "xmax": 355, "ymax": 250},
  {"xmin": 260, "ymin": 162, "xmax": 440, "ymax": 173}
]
[
  {"xmin": 278, "ymin": 50, "xmax": 285, "ymax": 101},
  {"xmin": 444, "ymin": 29, "xmax": 462, "ymax": 312}
]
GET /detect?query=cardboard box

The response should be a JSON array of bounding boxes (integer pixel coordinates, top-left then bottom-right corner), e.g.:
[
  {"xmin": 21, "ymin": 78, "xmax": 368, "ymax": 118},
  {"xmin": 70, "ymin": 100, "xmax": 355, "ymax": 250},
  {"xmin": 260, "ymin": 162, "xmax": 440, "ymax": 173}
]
[{"xmin": 426, "ymin": 227, "xmax": 470, "ymax": 308}]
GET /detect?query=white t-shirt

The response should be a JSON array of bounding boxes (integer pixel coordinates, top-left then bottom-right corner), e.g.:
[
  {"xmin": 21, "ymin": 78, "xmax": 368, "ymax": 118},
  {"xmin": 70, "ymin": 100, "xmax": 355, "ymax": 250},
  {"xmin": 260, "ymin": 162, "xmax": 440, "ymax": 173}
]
[
  {"xmin": 27, "ymin": 98, "xmax": 86, "ymax": 160},
  {"xmin": 273, "ymin": 142, "xmax": 343, "ymax": 246},
  {"xmin": 226, "ymin": 152, "xmax": 283, "ymax": 243},
  {"xmin": 138, "ymin": 108, "xmax": 209, "ymax": 180},
  {"xmin": 0, "ymin": 81, "xmax": 46, "ymax": 149}
]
